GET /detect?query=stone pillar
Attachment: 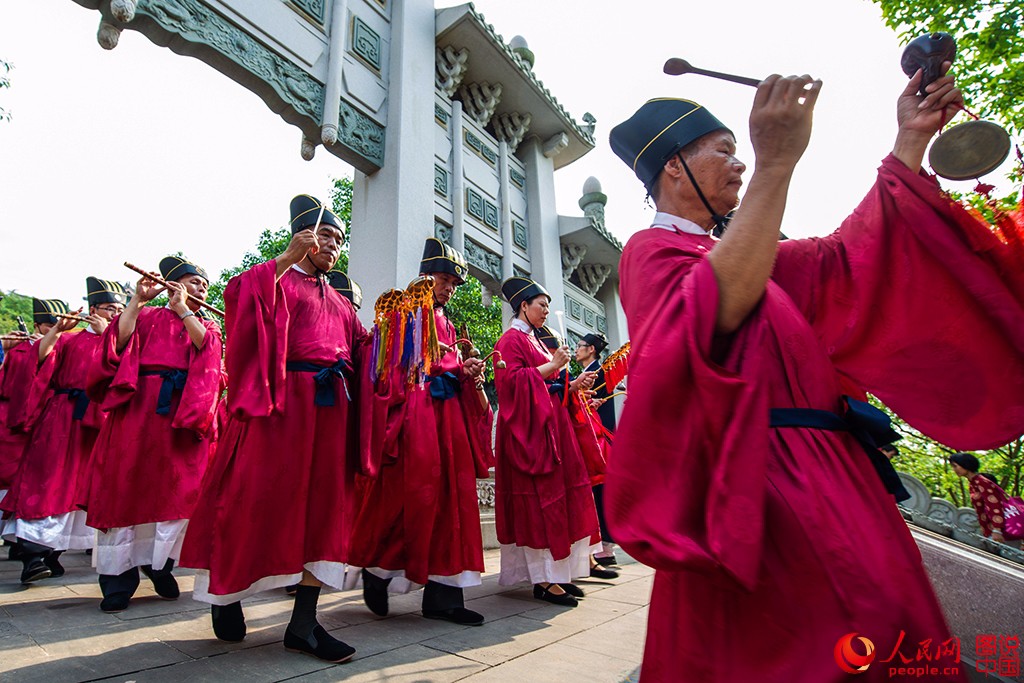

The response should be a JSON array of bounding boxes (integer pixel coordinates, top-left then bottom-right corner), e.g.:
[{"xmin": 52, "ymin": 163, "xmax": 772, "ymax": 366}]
[
  {"xmin": 520, "ymin": 135, "xmax": 565, "ymax": 324},
  {"xmin": 498, "ymin": 141, "xmax": 514, "ymax": 282},
  {"xmin": 450, "ymin": 99, "xmax": 466, "ymax": 252},
  {"xmin": 349, "ymin": 0, "xmax": 435, "ymax": 324}
]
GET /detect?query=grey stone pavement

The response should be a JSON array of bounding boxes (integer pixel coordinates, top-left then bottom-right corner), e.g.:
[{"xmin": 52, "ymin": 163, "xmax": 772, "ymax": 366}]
[{"xmin": 0, "ymin": 548, "xmax": 648, "ymax": 683}]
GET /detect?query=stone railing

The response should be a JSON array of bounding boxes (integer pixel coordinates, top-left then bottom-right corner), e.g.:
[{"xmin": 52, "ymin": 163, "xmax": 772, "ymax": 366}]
[{"xmin": 897, "ymin": 471, "xmax": 1024, "ymax": 565}]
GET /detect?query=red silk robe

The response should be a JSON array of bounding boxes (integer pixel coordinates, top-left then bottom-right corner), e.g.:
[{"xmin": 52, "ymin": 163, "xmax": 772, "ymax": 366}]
[
  {"xmin": 493, "ymin": 325, "xmax": 599, "ymax": 560},
  {"xmin": 607, "ymin": 155, "xmax": 1024, "ymax": 682},
  {"xmin": 349, "ymin": 307, "xmax": 494, "ymax": 586},
  {"xmin": 180, "ymin": 262, "xmax": 367, "ymax": 599},
  {"xmin": 82, "ymin": 307, "xmax": 222, "ymax": 530},
  {"xmin": 1, "ymin": 330, "xmax": 105, "ymax": 519},
  {"xmin": 0, "ymin": 341, "xmax": 40, "ymax": 491}
]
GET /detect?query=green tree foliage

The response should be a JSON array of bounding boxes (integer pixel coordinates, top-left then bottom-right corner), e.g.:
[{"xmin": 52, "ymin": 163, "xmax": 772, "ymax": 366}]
[
  {"xmin": 445, "ymin": 276, "xmax": 504, "ymax": 382},
  {"xmin": 872, "ymin": 0, "xmax": 1023, "ymax": 204},
  {"xmin": 870, "ymin": 395, "xmax": 1023, "ymax": 505},
  {"xmin": 0, "ymin": 60, "xmax": 12, "ymax": 123},
  {"xmin": 0, "ymin": 291, "xmax": 32, "ymax": 335}
]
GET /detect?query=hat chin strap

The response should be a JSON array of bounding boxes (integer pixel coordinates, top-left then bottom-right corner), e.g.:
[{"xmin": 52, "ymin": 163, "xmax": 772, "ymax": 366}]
[{"xmin": 675, "ymin": 152, "xmax": 730, "ymax": 234}]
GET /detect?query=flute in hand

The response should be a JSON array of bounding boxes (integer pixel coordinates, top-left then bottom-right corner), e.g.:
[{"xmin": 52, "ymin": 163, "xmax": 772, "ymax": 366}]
[{"xmin": 123, "ymin": 261, "xmax": 225, "ymax": 317}]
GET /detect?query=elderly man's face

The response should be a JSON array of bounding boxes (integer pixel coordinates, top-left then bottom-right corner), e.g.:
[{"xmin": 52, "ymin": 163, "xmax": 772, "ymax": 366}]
[
  {"xmin": 309, "ymin": 224, "xmax": 345, "ymax": 272},
  {"xmin": 678, "ymin": 131, "xmax": 746, "ymax": 214}
]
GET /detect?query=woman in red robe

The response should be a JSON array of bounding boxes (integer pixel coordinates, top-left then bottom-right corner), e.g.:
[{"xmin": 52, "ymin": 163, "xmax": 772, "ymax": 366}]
[
  {"xmin": 2, "ymin": 279, "xmax": 125, "ymax": 584},
  {"xmin": 0, "ymin": 299, "xmax": 66, "ymax": 561},
  {"xmin": 492, "ymin": 277, "xmax": 600, "ymax": 607},
  {"xmin": 349, "ymin": 238, "xmax": 494, "ymax": 626},
  {"xmin": 606, "ymin": 70, "xmax": 1021, "ymax": 681},
  {"xmin": 84, "ymin": 257, "xmax": 222, "ymax": 614},
  {"xmin": 180, "ymin": 195, "xmax": 363, "ymax": 664}
]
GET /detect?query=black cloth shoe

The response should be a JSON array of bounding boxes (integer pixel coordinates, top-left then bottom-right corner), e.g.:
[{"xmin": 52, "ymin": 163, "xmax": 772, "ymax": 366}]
[
  {"xmin": 361, "ymin": 569, "xmax": 390, "ymax": 617},
  {"xmin": 558, "ymin": 583, "xmax": 585, "ymax": 598},
  {"xmin": 285, "ymin": 584, "xmax": 299, "ymax": 596},
  {"xmin": 595, "ymin": 555, "xmax": 618, "ymax": 567},
  {"xmin": 589, "ymin": 565, "xmax": 619, "ymax": 580},
  {"xmin": 99, "ymin": 592, "xmax": 132, "ymax": 613},
  {"xmin": 141, "ymin": 562, "xmax": 180, "ymax": 600},
  {"xmin": 423, "ymin": 607, "xmax": 485, "ymax": 625},
  {"xmin": 20, "ymin": 557, "xmax": 52, "ymax": 584},
  {"xmin": 44, "ymin": 552, "xmax": 65, "ymax": 578},
  {"xmin": 283, "ymin": 625, "xmax": 356, "ymax": 663},
  {"xmin": 211, "ymin": 602, "xmax": 246, "ymax": 642},
  {"xmin": 532, "ymin": 583, "xmax": 578, "ymax": 607}
]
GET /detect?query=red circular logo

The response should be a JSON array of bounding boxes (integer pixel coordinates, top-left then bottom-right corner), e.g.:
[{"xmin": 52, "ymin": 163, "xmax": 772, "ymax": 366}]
[{"xmin": 834, "ymin": 633, "xmax": 876, "ymax": 674}]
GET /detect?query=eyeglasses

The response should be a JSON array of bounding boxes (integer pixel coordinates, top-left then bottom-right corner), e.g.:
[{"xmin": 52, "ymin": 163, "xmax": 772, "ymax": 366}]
[
  {"xmin": 576, "ymin": 343, "xmax": 592, "ymax": 349},
  {"xmin": 97, "ymin": 305, "xmax": 125, "ymax": 314}
]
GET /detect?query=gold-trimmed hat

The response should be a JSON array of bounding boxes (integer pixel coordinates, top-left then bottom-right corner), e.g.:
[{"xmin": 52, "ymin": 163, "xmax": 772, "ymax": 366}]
[
  {"xmin": 500, "ymin": 276, "xmax": 549, "ymax": 313},
  {"xmin": 420, "ymin": 237, "xmax": 468, "ymax": 284},
  {"xmin": 326, "ymin": 271, "xmax": 363, "ymax": 310},
  {"xmin": 159, "ymin": 256, "xmax": 209, "ymax": 284},
  {"xmin": 535, "ymin": 325, "xmax": 561, "ymax": 351},
  {"xmin": 86, "ymin": 277, "xmax": 128, "ymax": 307},
  {"xmin": 32, "ymin": 298, "xmax": 70, "ymax": 325},
  {"xmin": 610, "ymin": 98, "xmax": 731, "ymax": 192},
  {"xmin": 289, "ymin": 194, "xmax": 345, "ymax": 235}
]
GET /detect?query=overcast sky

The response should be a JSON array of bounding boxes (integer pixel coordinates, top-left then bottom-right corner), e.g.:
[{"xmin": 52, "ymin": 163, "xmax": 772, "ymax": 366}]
[{"xmin": 0, "ymin": 0, "xmax": 1015, "ymax": 308}]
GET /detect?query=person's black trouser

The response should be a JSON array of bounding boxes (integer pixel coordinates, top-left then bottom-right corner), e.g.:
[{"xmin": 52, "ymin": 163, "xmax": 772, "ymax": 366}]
[
  {"xmin": 423, "ymin": 581, "xmax": 464, "ymax": 611},
  {"xmin": 17, "ymin": 538, "xmax": 52, "ymax": 566},
  {"xmin": 100, "ymin": 558, "xmax": 175, "ymax": 597},
  {"xmin": 99, "ymin": 567, "xmax": 140, "ymax": 598},
  {"xmin": 592, "ymin": 484, "xmax": 614, "ymax": 545}
]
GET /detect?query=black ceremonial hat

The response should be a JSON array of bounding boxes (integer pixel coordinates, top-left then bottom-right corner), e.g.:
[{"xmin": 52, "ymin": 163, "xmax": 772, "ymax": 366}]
[
  {"xmin": 326, "ymin": 271, "xmax": 363, "ymax": 310},
  {"xmin": 581, "ymin": 332, "xmax": 608, "ymax": 353},
  {"xmin": 159, "ymin": 256, "xmax": 209, "ymax": 283},
  {"xmin": 289, "ymin": 194, "xmax": 345, "ymax": 235},
  {"xmin": 420, "ymin": 237, "xmax": 468, "ymax": 284},
  {"xmin": 500, "ymin": 276, "xmax": 549, "ymax": 313},
  {"xmin": 535, "ymin": 325, "xmax": 560, "ymax": 350},
  {"xmin": 86, "ymin": 277, "xmax": 128, "ymax": 307},
  {"xmin": 610, "ymin": 98, "xmax": 731, "ymax": 192},
  {"xmin": 32, "ymin": 298, "xmax": 69, "ymax": 325}
]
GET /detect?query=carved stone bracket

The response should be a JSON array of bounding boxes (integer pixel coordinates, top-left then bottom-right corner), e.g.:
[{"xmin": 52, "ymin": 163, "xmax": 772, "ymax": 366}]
[
  {"xmin": 477, "ymin": 479, "xmax": 495, "ymax": 508},
  {"xmin": 465, "ymin": 239, "xmax": 502, "ymax": 282},
  {"xmin": 543, "ymin": 131, "xmax": 568, "ymax": 159},
  {"xmin": 578, "ymin": 263, "xmax": 613, "ymax": 296},
  {"xmin": 130, "ymin": 0, "xmax": 384, "ymax": 169},
  {"xmin": 561, "ymin": 243, "xmax": 587, "ymax": 279},
  {"xmin": 492, "ymin": 112, "xmax": 532, "ymax": 153},
  {"xmin": 436, "ymin": 46, "xmax": 469, "ymax": 97},
  {"xmin": 458, "ymin": 82, "xmax": 502, "ymax": 128}
]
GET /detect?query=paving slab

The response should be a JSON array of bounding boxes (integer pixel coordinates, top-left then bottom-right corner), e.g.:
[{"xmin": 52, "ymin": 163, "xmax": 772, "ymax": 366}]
[{"xmin": 0, "ymin": 548, "xmax": 652, "ymax": 682}]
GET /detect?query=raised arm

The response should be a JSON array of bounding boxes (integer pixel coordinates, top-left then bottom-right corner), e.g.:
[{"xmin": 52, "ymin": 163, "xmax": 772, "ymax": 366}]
[{"xmin": 706, "ymin": 74, "xmax": 821, "ymax": 334}]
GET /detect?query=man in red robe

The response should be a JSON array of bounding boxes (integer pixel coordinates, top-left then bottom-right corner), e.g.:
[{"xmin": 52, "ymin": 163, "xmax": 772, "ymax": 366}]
[
  {"xmin": 607, "ymin": 67, "xmax": 1022, "ymax": 681},
  {"xmin": 84, "ymin": 257, "xmax": 222, "ymax": 613},
  {"xmin": 180, "ymin": 195, "xmax": 364, "ymax": 664},
  {"xmin": 0, "ymin": 299, "xmax": 67, "ymax": 561},
  {"xmin": 2, "ymin": 279, "xmax": 125, "ymax": 584},
  {"xmin": 349, "ymin": 237, "xmax": 494, "ymax": 625}
]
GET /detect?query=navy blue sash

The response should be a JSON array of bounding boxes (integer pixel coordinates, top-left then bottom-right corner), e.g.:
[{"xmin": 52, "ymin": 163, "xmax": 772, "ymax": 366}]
[
  {"xmin": 55, "ymin": 388, "xmax": 90, "ymax": 421},
  {"xmin": 140, "ymin": 369, "xmax": 188, "ymax": 416},
  {"xmin": 770, "ymin": 397, "xmax": 909, "ymax": 502},
  {"xmin": 286, "ymin": 359, "xmax": 350, "ymax": 407},
  {"xmin": 429, "ymin": 372, "xmax": 462, "ymax": 401}
]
